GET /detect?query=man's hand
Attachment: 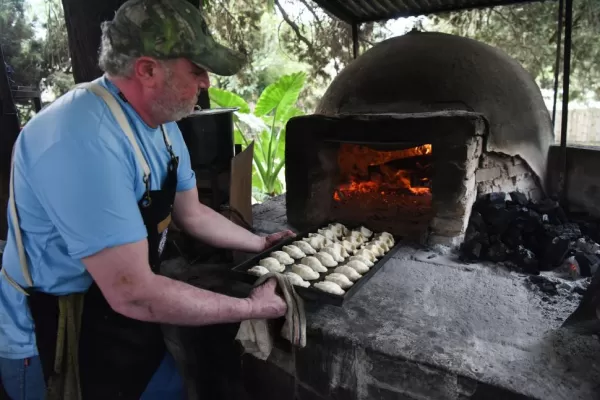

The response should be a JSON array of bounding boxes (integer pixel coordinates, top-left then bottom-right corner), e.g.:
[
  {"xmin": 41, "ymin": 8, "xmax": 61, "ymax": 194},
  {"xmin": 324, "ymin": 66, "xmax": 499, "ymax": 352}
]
[
  {"xmin": 258, "ymin": 230, "xmax": 296, "ymax": 252},
  {"xmin": 247, "ymin": 278, "xmax": 287, "ymax": 319}
]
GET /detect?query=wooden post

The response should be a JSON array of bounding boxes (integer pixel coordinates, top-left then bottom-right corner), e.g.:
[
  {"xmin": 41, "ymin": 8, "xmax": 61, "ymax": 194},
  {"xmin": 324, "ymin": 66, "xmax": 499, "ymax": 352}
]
[
  {"xmin": 0, "ymin": 45, "xmax": 21, "ymax": 240},
  {"xmin": 559, "ymin": 0, "xmax": 573, "ymax": 207},
  {"xmin": 189, "ymin": 0, "xmax": 211, "ymax": 109},
  {"xmin": 352, "ymin": 22, "xmax": 359, "ymax": 59},
  {"xmin": 551, "ymin": 0, "xmax": 564, "ymax": 127},
  {"xmin": 61, "ymin": 0, "xmax": 127, "ymax": 83}
]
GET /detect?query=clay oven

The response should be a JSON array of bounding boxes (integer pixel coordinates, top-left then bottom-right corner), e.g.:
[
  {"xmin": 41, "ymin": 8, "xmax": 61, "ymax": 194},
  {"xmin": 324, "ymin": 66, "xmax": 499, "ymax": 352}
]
[{"xmin": 285, "ymin": 32, "xmax": 553, "ymax": 247}]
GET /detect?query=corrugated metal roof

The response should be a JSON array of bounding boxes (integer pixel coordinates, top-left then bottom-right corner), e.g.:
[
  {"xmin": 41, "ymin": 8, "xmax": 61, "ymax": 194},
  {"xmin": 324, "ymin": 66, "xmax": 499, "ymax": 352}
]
[{"xmin": 311, "ymin": 0, "xmax": 549, "ymax": 23}]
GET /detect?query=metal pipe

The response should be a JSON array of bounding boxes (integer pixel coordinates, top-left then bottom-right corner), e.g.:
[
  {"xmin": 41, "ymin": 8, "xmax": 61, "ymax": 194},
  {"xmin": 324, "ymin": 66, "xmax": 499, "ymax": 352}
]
[
  {"xmin": 352, "ymin": 22, "xmax": 359, "ymax": 59},
  {"xmin": 551, "ymin": 0, "xmax": 564, "ymax": 127},
  {"xmin": 559, "ymin": 0, "xmax": 573, "ymax": 206}
]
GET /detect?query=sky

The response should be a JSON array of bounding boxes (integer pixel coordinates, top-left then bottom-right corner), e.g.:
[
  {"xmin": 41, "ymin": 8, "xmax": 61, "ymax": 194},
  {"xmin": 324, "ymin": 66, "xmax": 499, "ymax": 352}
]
[{"xmin": 24, "ymin": 0, "xmax": 47, "ymax": 39}]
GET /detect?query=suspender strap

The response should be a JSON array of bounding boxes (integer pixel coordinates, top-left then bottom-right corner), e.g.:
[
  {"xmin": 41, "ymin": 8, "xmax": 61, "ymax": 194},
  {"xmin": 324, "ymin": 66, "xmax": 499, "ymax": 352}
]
[
  {"xmin": 160, "ymin": 125, "xmax": 172, "ymax": 147},
  {"xmin": 8, "ymin": 146, "xmax": 34, "ymax": 290},
  {"xmin": 1, "ymin": 269, "xmax": 29, "ymax": 296},
  {"xmin": 79, "ymin": 82, "xmax": 152, "ymax": 184},
  {"xmin": 2, "ymin": 80, "xmax": 173, "ymax": 295}
]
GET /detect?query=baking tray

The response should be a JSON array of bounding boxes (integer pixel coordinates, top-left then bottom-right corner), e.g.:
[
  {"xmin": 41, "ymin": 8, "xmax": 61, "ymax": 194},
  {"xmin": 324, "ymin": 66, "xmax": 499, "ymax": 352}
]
[{"xmin": 228, "ymin": 223, "xmax": 401, "ymax": 306}]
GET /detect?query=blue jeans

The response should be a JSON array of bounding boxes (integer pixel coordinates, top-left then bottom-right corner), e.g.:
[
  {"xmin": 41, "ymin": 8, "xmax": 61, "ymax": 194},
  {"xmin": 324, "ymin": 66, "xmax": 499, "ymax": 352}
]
[
  {"xmin": 0, "ymin": 352, "xmax": 185, "ymax": 399},
  {"xmin": 0, "ymin": 357, "xmax": 45, "ymax": 400}
]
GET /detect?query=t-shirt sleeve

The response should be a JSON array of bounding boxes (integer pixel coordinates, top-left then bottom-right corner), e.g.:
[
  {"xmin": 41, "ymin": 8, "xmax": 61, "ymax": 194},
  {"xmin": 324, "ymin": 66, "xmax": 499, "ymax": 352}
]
[
  {"xmin": 169, "ymin": 124, "xmax": 196, "ymax": 192},
  {"xmin": 30, "ymin": 137, "xmax": 148, "ymax": 259}
]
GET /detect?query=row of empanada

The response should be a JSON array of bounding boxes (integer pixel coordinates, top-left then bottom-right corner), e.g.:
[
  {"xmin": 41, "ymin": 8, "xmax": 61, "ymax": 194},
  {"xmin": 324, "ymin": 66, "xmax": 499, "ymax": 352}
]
[
  {"xmin": 284, "ymin": 224, "xmax": 389, "ymax": 294},
  {"xmin": 246, "ymin": 224, "xmax": 394, "ymax": 297}
]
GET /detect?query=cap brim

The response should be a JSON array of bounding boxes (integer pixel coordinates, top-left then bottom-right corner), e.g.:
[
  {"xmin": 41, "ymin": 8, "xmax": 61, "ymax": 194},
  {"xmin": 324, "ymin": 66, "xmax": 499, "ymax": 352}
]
[{"xmin": 190, "ymin": 41, "xmax": 246, "ymax": 77}]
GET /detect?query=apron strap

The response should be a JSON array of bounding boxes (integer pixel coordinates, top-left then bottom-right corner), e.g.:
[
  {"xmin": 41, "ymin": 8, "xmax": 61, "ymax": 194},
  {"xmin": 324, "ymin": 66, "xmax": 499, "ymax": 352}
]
[
  {"xmin": 79, "ymin": 82, "xmax": 152, "ymax": 185},
  {"xmin": 0, "ymin": 269, "xmax": 29, "ymax": 296},
  {"xmin": 45, "ymin": 294, "xmax": 85, "ymax": 400},
  {"xmin": 3, "ymin": 80, "xmax": 176, "ymax": 295},
  {"xmin": 159, "ymin": 125, "xmax": 177, "ymax": 162},
  {"xmin": 160, "ymin": 125, "xmax": 173, "ymax": 147},
  {"xmin": 7, "ymin": 145, "xmax": 34, "ymax": 290}
]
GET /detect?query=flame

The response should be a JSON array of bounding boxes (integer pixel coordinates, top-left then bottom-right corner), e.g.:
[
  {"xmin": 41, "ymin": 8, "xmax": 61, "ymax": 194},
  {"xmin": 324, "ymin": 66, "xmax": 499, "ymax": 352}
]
[{"xmin": 334, "ymin": 143, "xmax": 432, "ymax": 201}]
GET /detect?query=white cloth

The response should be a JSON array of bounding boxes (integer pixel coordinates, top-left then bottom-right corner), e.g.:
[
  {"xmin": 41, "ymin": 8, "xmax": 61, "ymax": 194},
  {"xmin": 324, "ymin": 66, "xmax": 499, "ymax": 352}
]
[{"xmin": 235, "ymin": 273, "xmax": 306, "ymax": 360}]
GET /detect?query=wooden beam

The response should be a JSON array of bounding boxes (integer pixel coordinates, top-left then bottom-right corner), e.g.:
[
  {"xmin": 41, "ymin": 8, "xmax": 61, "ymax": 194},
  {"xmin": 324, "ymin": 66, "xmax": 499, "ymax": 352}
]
[{"xmin": 12, "ymin": 88, "xmax": 41, "ymax": 101}]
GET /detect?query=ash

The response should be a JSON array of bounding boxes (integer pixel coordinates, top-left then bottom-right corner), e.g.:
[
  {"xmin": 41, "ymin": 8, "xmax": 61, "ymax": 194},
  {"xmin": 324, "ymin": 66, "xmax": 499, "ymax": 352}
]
[
  {"xmin": 413, "ymin": 242, "xmax": 589, "ymax": 325},
  {"xmin": 524, "ymin": 272, "xmax": 590, "ymax": 322}
]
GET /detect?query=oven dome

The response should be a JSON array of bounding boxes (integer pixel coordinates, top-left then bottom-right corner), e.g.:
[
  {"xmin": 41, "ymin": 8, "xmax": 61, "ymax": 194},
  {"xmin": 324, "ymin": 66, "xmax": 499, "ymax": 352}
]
[{"xmin": 316, "ymin": 31, "xmax": 553, "ymax": 190}]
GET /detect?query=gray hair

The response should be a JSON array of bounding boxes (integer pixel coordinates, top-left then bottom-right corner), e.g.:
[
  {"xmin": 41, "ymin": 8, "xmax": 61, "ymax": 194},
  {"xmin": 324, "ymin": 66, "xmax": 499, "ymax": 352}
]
[{"xmin": 97, "ymin": 21, "xmax": 137, "ymax": 78}]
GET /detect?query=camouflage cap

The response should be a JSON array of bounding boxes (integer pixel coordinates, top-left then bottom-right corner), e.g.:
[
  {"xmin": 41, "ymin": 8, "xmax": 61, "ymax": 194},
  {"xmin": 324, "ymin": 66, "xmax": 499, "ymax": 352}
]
[{"xmin": 104, "ymin": 0, "xmax": 246, "ymax": 76}]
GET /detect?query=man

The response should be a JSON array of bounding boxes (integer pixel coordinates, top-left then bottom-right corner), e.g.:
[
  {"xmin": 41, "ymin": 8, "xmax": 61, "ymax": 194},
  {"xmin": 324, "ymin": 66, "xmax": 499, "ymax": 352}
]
[{"xmin": 0, "ymin": 0, "xmax": 293, "ymax": 398}]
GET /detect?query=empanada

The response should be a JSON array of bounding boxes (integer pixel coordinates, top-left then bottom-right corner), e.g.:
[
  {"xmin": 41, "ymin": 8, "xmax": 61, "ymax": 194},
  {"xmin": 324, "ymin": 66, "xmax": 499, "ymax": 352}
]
[
  {"xmin": 315, "ymin": 251, "xmax": 338, "ymax": 267},
  {"xmin": 300, "ymin": 256, "xmax": 328, "ymax": 273},
  {"xmin": 259, "ymin": 257, "xmax": 285, "ymax": 272},
  {"xmin": 325, "ymin": 273, "xmax": 353, "ymax": 289},
  {"xmin": 270, "ymin": 250, "xmax": 294, "ymax": 265},
  {"xmin": 292, "ymin": 264, "xmax": 320, "ymax": 280},
  {"xmin": 333, "ymin": 265, "xmax": 362, "ymax": 281},
  {"xmin": 346, "ymin": 260, "xmax": 369, "ymax": 274},
  {"xmin": 283, "ymin": 272, "xmax": 310, "ymax": 287},
  {"xmin": 293, "ymin": 240, "xmax": 317, "ymax": 255},
  {"xmin": 282, "ymin": 245, "xmax": 306, "ymax": 259},
  {"xmin": 313, "ymin": 281, "xmax": 345, "ymax": 296},
  {"xmin": 248, "ymin": 265, "xmax": 270, "ymax": 276}
]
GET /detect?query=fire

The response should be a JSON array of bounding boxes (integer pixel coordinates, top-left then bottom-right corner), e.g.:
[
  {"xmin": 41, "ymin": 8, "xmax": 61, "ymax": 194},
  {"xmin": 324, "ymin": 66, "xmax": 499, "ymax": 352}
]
[{"xmin": 334, "ymin": 143, "xmax": 432, "ymax": 201}]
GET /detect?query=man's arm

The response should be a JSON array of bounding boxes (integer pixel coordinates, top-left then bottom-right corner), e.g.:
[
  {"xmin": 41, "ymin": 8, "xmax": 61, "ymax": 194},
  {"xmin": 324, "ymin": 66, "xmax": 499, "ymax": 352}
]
[
  {"xmin": 172, "ymin": 187, "xmax": 283, "ymax": 252},
  {"xmin": 82, "ymin": 238, "xmax": 286, "ymax": 325},
  {"xmin": 170, "ymin": 125, "xmax": 295, "ymax": 251}
]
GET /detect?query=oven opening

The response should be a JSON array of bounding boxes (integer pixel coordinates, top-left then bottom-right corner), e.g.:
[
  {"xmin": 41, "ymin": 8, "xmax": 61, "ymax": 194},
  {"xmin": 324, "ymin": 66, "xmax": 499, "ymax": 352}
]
[{"xmin": 330, "ymin": 142, "xmax": 434, "ymax": 238}]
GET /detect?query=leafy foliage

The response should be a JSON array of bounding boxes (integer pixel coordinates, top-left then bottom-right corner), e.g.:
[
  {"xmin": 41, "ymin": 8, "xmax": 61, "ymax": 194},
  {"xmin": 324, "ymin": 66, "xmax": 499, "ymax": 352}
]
[
  {"xmin": 209, "ymin": 72, "xmax": 306, "ymax": 202},
  {"xmin": 39, "ymin": 0, "xmax": 73, "ymax": 93},
  {"xmin": 1, "ymin": 0, "xmax": 43, "ymax": 86},
  {"xmin": 6, "ymin": 0, "xmax": 600, "ymax": 128},
  {"xmin": 274, "ymin": 0, "xmax": 389, "ymax": 79},
  {"xmin": 428, "ymin": 0, "xmax": 600, "ymax": 102},
  {"xmin": 1, "ymin": 0, "xmax": 72, "ymax": 122}
]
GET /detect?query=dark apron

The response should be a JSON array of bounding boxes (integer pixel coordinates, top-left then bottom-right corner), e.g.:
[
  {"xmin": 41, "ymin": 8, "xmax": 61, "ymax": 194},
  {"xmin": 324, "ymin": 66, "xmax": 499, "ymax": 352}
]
[{"xmin": 6, "ymin": 82, "xmax": 182, "ymax": 399}]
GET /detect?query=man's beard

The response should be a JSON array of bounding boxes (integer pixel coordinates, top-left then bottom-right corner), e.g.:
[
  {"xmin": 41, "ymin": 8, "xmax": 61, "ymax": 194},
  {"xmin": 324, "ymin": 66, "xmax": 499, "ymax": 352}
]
[
  {"xmin": 152, "ymin": 91, "xmax": 197, "ymax": 122},
  {"xmin": 151, "ymin": 67, "xmax": 198, "ymax": 122}
]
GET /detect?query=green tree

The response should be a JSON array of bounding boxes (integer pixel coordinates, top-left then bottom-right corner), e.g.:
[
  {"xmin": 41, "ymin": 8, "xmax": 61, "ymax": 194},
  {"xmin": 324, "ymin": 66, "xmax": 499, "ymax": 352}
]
[
  {"xmin": 427, "ymin": 0, "xmax": 600, "ymax": 101},
  {"xmin": 201, "ymin": 0, "xmax": 272, "ymax": 100},
  {"xmin": 201, "ymin": 0, "xmax": 391, "ymax": 111},
  {"xmin": 1, "ymin": 0, "xmax": 46, "ymax": 122},
  {"xmin": 1, "ymin": 0, "xmax": 72, "ymax": 121},
  {"xmin": 0, "ymin": 0, "xmax": 44, "ymax": 87},
  {"xmin": 40, "ymin": 0, "xmax": 73, "ymax": 99}
]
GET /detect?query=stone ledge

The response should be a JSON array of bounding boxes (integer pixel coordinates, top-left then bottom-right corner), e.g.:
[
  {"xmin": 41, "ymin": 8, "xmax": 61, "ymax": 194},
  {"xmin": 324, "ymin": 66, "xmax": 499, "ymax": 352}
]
[{"xmin": 242, "ymin": 197, "xmax": 600, "ymax": 400}]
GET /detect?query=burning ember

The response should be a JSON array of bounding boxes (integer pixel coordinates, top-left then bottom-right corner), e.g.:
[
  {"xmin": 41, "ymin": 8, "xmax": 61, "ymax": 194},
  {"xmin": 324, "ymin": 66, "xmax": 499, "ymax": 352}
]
[{"xmin": 334, "ymin": 143, "xmax": 433, "ymax": 201}]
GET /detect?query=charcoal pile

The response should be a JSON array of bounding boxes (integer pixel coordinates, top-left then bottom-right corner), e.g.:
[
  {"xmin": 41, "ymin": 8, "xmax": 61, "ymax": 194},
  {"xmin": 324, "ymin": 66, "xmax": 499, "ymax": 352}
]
[{"xmin": 460, "ymin": 192, "xmax": 600, "ymax": 277}]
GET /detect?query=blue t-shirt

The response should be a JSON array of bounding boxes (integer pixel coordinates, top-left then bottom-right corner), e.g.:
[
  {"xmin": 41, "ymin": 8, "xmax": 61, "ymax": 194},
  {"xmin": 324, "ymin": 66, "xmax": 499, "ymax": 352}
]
[{"xmin": 0, "ymin": 75, "xmax": 196, "ymax": 359}]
